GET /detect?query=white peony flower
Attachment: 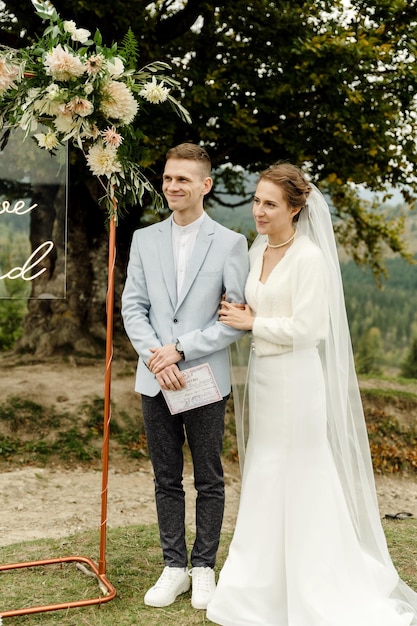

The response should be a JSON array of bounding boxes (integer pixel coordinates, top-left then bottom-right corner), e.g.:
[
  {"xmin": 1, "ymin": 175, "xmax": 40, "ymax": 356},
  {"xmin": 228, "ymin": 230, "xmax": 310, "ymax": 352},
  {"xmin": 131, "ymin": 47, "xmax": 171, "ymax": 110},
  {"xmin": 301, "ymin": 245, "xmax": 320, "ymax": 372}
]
[
  {"xmin": 44, "ymin": 44, "xmax": 85, "ymax": 81},
  {"xmin": 100, "ymin": 81, "xmax": 138, "ymax": 124},
  {"xmin": 63, "ymin": 20, "xmax": 77, "ymax": 34},
  {"xmin": 106, "ymin": 57, "xmax": 124, "ymax": 78},
  {"xmin": 86, "ymin": 142, "xmax": 122, "ymax": 177},
  {"xmin": 34, "ymin": 131, "xmax": 60, "ymax": 151},
  {"xmin": 71, "ymin": 28, "xmax": 91, "ymax": 43},
  {"xmin": 63, "ymin": 20, "xmax": 91, "ymax": 44},
  {"xmin": 139, "ymin": 77, "xmax": 170, "ymax": 104}
]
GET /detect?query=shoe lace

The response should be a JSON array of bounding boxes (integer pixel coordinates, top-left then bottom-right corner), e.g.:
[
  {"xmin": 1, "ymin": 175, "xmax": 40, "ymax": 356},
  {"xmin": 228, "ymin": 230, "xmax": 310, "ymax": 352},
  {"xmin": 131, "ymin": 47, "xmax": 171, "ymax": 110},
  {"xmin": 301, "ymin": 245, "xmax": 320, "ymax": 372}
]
[
  {"xmin": 154, "ymin": 567, "xmax": 185, "ymax": 590},
  {"xmin": 191, "ymin": 567, "xmax": 212, "ymax": 592}
]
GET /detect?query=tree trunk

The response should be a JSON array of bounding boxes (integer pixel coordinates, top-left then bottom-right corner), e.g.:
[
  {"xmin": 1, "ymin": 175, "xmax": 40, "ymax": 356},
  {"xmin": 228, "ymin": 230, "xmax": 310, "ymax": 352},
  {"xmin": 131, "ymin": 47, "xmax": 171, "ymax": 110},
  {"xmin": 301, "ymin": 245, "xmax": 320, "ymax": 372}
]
[{"xmin": 15, "ymin": 171, "xmax": 138, "ymax": 358}]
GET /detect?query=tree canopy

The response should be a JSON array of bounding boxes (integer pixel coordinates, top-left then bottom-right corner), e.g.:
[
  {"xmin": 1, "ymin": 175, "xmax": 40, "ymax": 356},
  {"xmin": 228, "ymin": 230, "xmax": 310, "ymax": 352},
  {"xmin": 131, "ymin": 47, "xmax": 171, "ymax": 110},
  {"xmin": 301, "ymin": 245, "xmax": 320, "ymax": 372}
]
[
  {"xmin": 3, "ymin": 1, "xmax": 417, "ymax": 266},
  {"xmin": 1, "ymin": 0, "xmax": 417, "ymax": 354}
]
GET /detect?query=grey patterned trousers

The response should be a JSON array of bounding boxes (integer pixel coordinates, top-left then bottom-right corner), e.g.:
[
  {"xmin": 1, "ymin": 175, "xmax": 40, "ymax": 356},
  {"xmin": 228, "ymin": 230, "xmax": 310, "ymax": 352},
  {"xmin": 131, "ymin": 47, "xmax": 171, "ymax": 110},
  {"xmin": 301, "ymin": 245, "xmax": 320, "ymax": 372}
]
[{"xmin": 141, "ymin": 392, "xmax": 227, "ymax": 569}]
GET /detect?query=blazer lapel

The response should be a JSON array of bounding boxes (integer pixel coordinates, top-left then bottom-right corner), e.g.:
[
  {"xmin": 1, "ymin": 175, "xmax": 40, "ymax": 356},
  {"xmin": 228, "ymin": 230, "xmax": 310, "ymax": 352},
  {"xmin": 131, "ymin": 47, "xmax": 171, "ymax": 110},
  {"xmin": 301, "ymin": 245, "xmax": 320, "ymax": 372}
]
[
  {"xmin": 175, "ymin": 215, "xmax": 214, "ymax": 310},
  {"xmin": 157, "ymin": 217, "xmax": 177, "ymax": 308}
]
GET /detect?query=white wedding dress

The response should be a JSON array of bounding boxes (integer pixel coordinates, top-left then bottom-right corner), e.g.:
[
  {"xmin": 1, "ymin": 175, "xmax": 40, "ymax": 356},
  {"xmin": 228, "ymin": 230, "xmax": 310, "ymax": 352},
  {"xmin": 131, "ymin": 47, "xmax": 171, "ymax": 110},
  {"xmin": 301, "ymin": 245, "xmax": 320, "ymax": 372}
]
[{"xmin": 207, "ymin": 231, "xmax": 417, "ymax": 626}]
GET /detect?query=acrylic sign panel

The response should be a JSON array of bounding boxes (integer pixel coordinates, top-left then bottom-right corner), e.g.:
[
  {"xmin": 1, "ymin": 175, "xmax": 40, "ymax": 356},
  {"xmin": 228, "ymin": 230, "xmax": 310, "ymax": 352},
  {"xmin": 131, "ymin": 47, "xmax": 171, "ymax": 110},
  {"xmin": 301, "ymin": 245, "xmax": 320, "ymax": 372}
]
[{"xmin": 0, "ymin": 126, "xmax": 68, "ymax": 299}]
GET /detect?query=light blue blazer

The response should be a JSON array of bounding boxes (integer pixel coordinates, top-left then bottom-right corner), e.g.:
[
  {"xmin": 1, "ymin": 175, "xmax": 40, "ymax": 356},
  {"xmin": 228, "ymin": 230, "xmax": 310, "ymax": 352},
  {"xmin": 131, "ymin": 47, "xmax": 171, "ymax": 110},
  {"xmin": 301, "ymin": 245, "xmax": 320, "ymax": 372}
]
[{"xmin": 121, "ymin": 213, "xmax": 249, "ymax": 397}]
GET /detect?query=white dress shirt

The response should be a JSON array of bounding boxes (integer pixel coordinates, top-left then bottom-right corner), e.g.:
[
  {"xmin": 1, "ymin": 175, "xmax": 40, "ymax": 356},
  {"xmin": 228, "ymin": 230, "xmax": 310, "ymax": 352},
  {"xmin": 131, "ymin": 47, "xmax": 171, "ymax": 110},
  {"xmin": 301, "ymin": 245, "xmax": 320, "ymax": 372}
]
[{"xmin": 172, "ymin": 212, "xmax": 205, "ymax": 298}]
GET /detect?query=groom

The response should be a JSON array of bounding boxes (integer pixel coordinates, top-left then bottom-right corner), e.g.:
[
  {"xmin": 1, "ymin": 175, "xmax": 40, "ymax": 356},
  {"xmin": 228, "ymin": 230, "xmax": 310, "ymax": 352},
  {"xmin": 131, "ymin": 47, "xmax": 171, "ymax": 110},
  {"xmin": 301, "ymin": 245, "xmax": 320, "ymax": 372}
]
[{"xmin": 121, "ymin": 143, "xmax": 248, "ymax": 610}]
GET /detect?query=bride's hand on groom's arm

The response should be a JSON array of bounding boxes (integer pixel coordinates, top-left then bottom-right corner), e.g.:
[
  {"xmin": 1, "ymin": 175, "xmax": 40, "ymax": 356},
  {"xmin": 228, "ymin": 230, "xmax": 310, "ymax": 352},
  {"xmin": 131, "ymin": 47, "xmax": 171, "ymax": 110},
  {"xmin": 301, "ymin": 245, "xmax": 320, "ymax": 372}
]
[{"xmin": 218, "ymin": 301, "xmax": 254, "ymax": 330}]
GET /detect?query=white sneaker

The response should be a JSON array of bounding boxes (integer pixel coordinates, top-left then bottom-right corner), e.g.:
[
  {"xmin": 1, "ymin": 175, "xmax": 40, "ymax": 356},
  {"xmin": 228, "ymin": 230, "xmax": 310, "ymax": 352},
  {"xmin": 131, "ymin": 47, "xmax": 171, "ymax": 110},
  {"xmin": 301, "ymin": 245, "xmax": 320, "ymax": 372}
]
[
  {"xmin": 144, "ymin": 566, "xmax": 190, "ymax": 607},
  {"xmin": 191, "ymin": 566, "xmax": 216, "ymax": 610}
]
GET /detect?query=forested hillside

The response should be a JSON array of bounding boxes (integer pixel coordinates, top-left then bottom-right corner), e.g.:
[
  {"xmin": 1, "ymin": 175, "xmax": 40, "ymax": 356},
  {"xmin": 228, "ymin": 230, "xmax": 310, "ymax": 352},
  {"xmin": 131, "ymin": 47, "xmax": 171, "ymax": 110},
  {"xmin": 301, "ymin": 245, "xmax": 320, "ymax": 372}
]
[{"xmin": 341, "ymin": 257, "xmax": 417, "ymax": 373}]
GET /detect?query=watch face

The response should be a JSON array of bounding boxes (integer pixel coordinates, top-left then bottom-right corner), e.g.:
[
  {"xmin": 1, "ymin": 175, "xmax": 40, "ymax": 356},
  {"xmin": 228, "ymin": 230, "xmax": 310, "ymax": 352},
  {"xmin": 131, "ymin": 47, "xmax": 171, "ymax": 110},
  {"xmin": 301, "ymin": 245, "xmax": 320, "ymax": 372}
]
[{"xmin": 176, "ymin": 341, "xmax": 184, "ymax": 354}]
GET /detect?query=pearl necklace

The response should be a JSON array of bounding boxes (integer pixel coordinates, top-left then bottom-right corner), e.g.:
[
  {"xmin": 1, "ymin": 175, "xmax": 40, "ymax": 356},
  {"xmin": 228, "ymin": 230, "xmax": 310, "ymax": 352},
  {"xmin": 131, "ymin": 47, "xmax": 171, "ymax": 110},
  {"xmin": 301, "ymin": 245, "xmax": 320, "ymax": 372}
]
[{"xmin": 267, "ymin": 231, "xmax": 296, "ymax": 249}]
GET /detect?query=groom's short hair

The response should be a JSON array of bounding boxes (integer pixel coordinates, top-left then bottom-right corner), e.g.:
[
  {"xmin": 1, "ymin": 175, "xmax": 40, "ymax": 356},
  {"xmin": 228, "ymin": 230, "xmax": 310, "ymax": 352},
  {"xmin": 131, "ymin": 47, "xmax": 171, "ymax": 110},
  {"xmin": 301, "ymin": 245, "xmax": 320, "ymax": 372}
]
[{"xmin": 166, "ymin": 143, "xmax": 211, "ymax": 178}]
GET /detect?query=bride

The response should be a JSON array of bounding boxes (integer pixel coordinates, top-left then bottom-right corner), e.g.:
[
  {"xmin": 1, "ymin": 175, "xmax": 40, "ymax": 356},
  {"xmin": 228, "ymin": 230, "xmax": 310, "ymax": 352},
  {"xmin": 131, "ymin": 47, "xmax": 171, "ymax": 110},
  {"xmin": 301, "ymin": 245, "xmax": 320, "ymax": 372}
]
[{"xmin": 206, "ymin": 163, "xmax": 417, "ymax": 625}]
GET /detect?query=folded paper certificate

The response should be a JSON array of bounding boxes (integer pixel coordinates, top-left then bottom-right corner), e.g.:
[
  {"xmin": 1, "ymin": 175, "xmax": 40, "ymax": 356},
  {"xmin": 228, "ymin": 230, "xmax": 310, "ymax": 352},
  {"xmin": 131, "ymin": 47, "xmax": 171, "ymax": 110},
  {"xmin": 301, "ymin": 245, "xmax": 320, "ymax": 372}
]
[{"xmin": 162, "ymin": 363, "xmax": 222, "ymax": 415}]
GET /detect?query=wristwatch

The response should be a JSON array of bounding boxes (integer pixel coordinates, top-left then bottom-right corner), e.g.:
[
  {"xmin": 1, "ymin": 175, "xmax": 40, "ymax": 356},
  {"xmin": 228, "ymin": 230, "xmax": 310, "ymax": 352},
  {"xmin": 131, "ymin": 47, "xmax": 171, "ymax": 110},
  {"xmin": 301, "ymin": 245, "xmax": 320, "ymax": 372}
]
[{"xmin": 175, "ymin": 339, "xmax": 185, "ymax": 359}]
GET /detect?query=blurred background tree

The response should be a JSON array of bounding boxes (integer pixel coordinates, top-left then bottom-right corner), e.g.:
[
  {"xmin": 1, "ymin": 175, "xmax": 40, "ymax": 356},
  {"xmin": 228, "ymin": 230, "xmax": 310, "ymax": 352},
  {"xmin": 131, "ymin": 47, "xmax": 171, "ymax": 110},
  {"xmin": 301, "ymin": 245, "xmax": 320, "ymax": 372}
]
[
  {"xmin": 400, "ymin": 338, "xmax": 417, "ymax": 379},
  {"xmin": 356, "ymin": 327, "xmax": 383, "ymax": 375}
]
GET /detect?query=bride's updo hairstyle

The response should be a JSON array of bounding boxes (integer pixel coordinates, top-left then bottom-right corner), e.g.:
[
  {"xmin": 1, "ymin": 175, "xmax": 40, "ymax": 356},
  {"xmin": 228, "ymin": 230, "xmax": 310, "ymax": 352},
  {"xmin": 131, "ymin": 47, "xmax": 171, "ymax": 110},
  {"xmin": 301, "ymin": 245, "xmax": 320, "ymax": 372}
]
[{"xmin": 258, "ymin": 162, "xmax": 311, "ymax": 221}]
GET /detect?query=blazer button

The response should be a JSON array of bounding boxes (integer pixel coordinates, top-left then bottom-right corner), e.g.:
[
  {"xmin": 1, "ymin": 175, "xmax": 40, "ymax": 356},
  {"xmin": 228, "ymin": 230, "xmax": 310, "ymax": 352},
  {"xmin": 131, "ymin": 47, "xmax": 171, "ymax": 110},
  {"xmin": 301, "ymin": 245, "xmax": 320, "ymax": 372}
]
[{"xmin": 173, "ymin": 318, "xmax": 178, "ymax": 323}]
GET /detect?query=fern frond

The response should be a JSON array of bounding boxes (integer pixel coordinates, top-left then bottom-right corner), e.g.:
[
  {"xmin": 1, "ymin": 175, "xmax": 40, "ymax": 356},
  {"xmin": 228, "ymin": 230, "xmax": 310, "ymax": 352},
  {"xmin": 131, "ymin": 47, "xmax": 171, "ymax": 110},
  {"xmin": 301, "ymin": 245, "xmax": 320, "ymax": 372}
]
[{"xmin": 119, "ymin": 28, "xmax": 139, "ymax": 70}]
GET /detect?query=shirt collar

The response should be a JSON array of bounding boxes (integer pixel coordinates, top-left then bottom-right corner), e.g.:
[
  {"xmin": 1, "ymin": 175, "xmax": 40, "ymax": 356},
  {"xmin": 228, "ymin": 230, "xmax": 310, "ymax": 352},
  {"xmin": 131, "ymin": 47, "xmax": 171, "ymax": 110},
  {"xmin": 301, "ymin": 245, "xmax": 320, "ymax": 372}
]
[{"xmin": 172, "ymin": 211, "xmax": 206, "ymax": 234}]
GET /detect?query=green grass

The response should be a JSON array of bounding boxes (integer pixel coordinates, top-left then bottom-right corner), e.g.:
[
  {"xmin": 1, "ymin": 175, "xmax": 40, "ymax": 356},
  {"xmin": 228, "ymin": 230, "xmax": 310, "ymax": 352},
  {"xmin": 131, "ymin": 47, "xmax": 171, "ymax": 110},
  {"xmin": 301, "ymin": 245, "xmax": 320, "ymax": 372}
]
[
  {"xmin": 0, "ymin": 525, "xmax": 231, "ymax": 625},
  {"xmin": 1, "ymin": 520, "xmax": 417, "ymax": 624},
  {"xmin": 383, "ymin": 518, "xmax": 417, "ymax": 589},
  {"xmin": 361, "ymin": 387, "xmax": 417, "ymax": 402}
]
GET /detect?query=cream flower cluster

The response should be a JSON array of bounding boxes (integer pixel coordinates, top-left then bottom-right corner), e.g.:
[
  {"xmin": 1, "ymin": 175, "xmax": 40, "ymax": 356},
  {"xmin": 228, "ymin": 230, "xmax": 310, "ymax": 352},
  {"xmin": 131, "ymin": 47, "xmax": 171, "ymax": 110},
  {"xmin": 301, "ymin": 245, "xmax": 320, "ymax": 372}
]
[
  {"xmin": 0, "ymin": 0, "xmax": 190, "ymax": 218},
  {"xmin": 0, "ymin": 46, "xmax": 154, "ymax": 180},
  {"xmin": 18, "ymin": 47, "xmax": 144, "ymax": 171}
]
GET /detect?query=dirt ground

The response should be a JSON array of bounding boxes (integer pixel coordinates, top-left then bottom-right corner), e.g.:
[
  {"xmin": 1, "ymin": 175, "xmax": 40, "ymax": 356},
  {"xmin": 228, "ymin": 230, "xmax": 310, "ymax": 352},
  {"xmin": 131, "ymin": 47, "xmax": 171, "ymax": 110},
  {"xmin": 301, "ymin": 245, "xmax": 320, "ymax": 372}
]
[{"xmin": 0, "ymin": 354, "xmax": 417, "ymax": 547}]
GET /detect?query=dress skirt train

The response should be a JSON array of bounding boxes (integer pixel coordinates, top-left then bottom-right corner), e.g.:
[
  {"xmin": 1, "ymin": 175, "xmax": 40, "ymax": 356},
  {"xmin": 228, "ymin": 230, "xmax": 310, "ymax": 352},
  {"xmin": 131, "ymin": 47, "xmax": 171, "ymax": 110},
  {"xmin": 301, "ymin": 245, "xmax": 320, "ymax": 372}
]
[{"xmin": 206, "ymin": 349, "xmax": 414, "ymax": 626}]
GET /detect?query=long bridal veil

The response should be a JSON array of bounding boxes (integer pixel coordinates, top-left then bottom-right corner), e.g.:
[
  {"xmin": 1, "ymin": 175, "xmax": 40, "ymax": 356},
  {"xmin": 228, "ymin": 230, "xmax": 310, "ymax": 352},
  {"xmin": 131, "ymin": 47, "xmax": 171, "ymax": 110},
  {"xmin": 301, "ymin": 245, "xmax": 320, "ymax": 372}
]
[{"xmin": 299, "ymin": 187, "xmax": 417, "ymax": 617}]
